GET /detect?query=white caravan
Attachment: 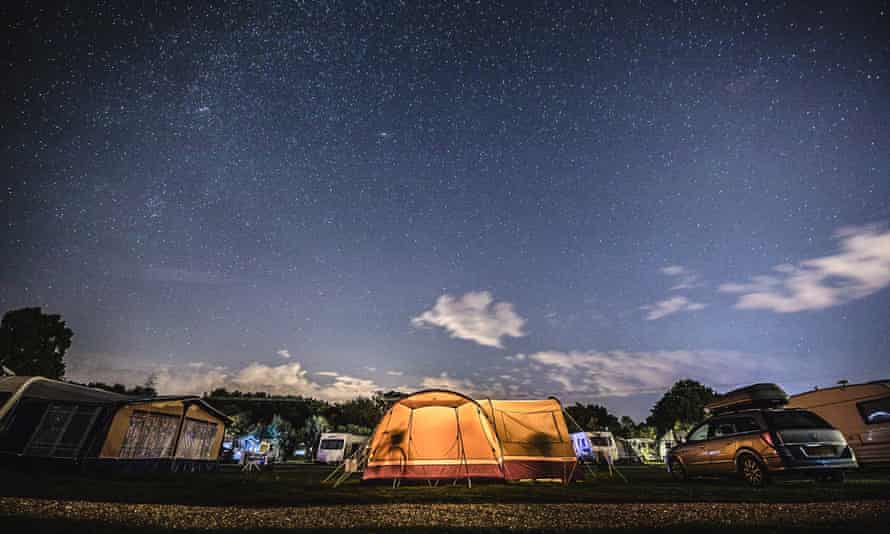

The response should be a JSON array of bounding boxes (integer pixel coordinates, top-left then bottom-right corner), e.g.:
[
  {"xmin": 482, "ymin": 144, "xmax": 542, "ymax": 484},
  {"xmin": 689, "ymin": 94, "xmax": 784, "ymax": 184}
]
[
  {"xmin": 315, "ymin": 433, "xmax": 367, "ymax": 464},
  {"xmin": 571, "ymin": 431, "xmax": 619, "ymax": 463}
]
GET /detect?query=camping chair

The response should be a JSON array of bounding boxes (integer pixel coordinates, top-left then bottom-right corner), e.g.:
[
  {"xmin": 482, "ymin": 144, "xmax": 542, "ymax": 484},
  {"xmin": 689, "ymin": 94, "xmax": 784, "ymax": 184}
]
[{"xmin": 241, "ymin": 452, "xmax": 264, "ymax": 472}]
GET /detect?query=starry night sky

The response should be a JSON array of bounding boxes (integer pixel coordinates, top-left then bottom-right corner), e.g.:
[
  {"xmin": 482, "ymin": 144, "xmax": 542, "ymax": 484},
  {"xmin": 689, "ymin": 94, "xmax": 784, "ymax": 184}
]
[{"xmin": 3, "ymin": 1, "xmax": 889, "ymax": 419}]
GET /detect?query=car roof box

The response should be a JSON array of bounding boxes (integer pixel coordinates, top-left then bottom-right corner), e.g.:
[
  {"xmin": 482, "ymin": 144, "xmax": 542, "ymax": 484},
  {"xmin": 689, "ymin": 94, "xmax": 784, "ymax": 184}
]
[{"xmin": 704, "ymin": 383, "xmax": 788, "ymax": 415}]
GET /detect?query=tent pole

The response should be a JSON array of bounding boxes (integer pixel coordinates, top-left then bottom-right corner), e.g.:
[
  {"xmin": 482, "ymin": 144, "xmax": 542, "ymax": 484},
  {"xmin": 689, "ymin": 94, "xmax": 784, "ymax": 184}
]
[
  {"xmin": 169, "ymin": 401, "xmax": 190, "ymax": 472},
  {"xmin": 485, "ymin": 400, "xmax": 509, "ymax": 478},
  {"xmin": 399, "ymin": 407, "xmax": 414, "ymax": 489},
  {"xmin": 454, "ymin": 406, "xmax": 471, "ymax": 488}
]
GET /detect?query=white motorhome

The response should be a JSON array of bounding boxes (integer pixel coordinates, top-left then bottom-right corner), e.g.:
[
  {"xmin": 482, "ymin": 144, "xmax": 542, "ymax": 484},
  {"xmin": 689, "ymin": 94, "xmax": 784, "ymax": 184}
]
[
  {"xmin": 315, "ymin": 433, "xmax": 367, "ymax": 464},
  {"xmin": 587, "ymin": 431, "xmax": 619, "ymax": 463}
]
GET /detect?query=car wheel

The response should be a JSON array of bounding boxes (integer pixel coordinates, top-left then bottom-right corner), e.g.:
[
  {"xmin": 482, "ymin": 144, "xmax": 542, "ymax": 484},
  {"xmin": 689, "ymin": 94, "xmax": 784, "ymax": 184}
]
[
  {"xmin": 738, "ymin": 454, "xmax": 768, "ymax": 488},
  {"xmin": 669, "ymin": 458, "xmax": 688, "ymax": 482}
]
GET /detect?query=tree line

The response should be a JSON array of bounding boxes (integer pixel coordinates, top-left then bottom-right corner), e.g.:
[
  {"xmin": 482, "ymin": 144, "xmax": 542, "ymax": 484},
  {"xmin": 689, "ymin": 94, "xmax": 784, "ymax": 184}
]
[{"xmin": 1, "ymin": 307, "xmax": 717, "ymax": 448}]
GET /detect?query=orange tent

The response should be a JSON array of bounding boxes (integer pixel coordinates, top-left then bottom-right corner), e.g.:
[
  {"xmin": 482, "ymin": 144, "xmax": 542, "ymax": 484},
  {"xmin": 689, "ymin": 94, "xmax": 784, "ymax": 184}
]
[
  {"xmin": 363, "ymin": 390, "xmax": 504, "ymax": 481},
  {"xmin": 480, "ymin": 398, "xmax": 578, "ymax": 482}
]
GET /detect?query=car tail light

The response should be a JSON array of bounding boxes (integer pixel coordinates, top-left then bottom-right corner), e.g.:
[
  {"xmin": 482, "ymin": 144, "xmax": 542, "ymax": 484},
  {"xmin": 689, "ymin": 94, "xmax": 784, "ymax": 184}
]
[{"xmin": 760, "ymin": 431, "xmax": 775, "ymax": 448}]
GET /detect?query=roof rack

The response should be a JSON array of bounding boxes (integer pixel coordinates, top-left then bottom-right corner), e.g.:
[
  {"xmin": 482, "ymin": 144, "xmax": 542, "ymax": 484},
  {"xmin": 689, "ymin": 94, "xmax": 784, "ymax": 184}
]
[{"xmin": 704, "ymin": 383, "xmax": 788, "ymax": 415}]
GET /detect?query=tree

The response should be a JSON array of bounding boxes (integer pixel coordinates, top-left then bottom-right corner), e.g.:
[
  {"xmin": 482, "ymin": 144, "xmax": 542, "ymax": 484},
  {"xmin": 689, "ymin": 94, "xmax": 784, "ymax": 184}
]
[
  {"xmin": 647, "ymin": 379, "xmax": 716, "ymax": 435},
  {"xmin": 565, "ymin": 403, "xmax": 621, "ymax": 433},
  {"xmin": 0, "ymin": 307, "xmax": 73, "ymax": 378},
  {"xmin": 303, "ymin": 414, "xmax": 330, "ymax": 459},
  {"xmin": 616, "ymin": 415, "xmax": 637, "ymax": 438},
  {"xmin": 330, "ymin": 397, "xmax": 382, "ymax": 431}
]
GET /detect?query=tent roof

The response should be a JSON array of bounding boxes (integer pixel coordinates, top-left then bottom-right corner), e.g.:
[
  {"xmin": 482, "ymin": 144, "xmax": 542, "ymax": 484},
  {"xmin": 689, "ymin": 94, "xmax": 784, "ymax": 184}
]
[
  {"xmin": 0, "ymin": 376, "xmax": 128, "ymax": 403},
  {"xmin": 0, "ymin": 377, "xmax": 229, "ymax": 423},
  {"xmin": 0, "ymin": 376, "xmax": 32, "ymax": 394},
  {"xmin": 479, "ymin": 398, "xmax": 564, "ymax": 413},
  {"xmin": 128, "ymin": 396, "xmax": 231, "ymax": 423},
  {"xmin": 396, "ymin": 389, "xmax": 479, "ymax": 410}
]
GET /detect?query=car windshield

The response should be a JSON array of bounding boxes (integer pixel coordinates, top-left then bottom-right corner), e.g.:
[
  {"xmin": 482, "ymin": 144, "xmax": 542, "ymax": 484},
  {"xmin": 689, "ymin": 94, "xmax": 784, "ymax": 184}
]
[
  {"xmin": 590, "ymin": 437, "xmax": 611, "ymax": 446},
  {"xmin": 765, "ymin": 411, "xmax": 832, "ymax": 429},
  {"xmin": 320, "ymin": 439, "xmax": 345, "ymax": 450}
]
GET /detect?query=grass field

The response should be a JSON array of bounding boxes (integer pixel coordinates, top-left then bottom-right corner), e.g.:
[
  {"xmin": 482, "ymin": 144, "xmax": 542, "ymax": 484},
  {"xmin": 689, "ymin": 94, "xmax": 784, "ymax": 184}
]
[
  {"xmin": 1, "ymin": 463, "xmax": 889, "ymax": 532},
  {"xmin": 2, "ymin": 463, "xmax": 889, "ymax": 506}
]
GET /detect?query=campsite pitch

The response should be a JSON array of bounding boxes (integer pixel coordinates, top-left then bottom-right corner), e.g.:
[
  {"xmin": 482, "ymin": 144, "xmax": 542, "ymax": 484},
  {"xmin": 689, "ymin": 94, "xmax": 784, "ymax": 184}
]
[{"xmin": 1, "ymin": 465, "xmax": 889, "ymax": 532}]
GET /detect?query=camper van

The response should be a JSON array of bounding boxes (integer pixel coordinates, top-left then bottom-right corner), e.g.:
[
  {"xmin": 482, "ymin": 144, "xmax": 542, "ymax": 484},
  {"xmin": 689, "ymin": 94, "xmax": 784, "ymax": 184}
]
[
  {"xmin": 572, "ymin": 431, "xmax": 619, "ymax": 463},
  {"xmin": 616, "ymin": 437, "xmax": 657, "ymax": 464},
  {"xmin": 315, "ymin": 433, "xmax": 367, "ymax": 464},
  {"xmin": 788, "ymin": 380, "xmax": 890, "ymax": 465}
]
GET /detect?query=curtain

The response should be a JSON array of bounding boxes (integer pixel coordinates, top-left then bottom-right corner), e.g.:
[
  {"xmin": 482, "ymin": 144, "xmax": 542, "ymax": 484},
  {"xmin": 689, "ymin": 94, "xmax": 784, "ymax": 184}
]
[
  {"xmin": 119, "ymin": 411, "xmax": 179, "ymax": 458},
  {"xmin": 175, "ymin": 418, "xmax": 218, "ymax": 459}
]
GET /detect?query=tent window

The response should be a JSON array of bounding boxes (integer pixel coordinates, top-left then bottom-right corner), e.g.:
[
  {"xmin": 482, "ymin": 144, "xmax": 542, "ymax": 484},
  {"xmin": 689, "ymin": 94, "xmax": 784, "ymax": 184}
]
[
  {"xmin": 119, "ymin": 411, "xmax": 179, "ymax": 458},
  {"xmin": 175, "ymin": 418, "xmax": 218, "ymax": 459},
  {"xmin": 24, "ymin": 404, "xmax": 101, "ymax": 458}
]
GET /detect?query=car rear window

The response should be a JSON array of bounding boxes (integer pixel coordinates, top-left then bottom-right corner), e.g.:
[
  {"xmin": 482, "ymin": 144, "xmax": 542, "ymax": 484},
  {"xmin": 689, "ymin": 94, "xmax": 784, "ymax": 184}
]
[
  {"xmin": 765, "ymin": 411, "xmax": 832, "ymax": 430},
  {"xmin": 857, "ymin": 397, "xmax": 890, "ymax": 424}
]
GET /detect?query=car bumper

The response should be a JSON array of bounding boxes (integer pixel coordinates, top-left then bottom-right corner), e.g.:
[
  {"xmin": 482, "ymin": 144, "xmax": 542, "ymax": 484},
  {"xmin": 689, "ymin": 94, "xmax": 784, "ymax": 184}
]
[{"xmin": 765, "ymin": 446, "xmax": 859, "ymax": 472}]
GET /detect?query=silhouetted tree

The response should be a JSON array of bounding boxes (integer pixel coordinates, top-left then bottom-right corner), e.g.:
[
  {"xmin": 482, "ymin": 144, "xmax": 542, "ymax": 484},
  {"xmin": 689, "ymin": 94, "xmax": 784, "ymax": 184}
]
[
  {"xmin": 0, "ymin": 307, "xmax": 73, "ymax": 378},
  {"xmin": 331, "ymin": 397, "xmax": 382, "ymax": 430},
  {"xmin": 304, "ymin": 414, "xmax": 330, "ymax": 458},
  {"xmin": 646, "ymin": 379, "xmax": 716, "ymax": 435},
  {"xmin": 566, "ymin": 402, "xmax": 621, "ymax": 433}
]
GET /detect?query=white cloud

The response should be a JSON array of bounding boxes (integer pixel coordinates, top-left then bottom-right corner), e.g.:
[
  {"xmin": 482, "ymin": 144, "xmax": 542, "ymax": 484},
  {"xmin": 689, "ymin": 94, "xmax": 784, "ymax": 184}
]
[
  {"xmin": 661, "ymin": 265, "xmax": 686, "ymax": 276},
  {"xmin": 386, "ymin": 370, "xmax": 404, "ymax": 376},
  {"xmin": 411, "ymin": 291, "xmax": 526, "ymax": 348},
  {"xmin": 720, "ymin": 225, "xmax": 890, "ymax": 313},
  {"xmin": 418, "ymin": 372, "xmax": 510, "ymax": 398},
  {"xmin": 230, "ymin": 362, "xmax": 318, "ymax": 395},
  {"xmin": 641, "ymin": 296, "xmax": 706, "ymax": 320},
  {"xmin": 66, "ymin": 355, "xmax": 379, "ymax": 402},
  {"xmin": 319, "ymin": 375, "xmax": 379, "ymax": 402},
  {"xmin": 420, "ymin": 372, "xmax": 477, "ymax": 392},
  {"xmin": 526, "ymin": 349, "xmax": 780, "ymax": 396},
  {"xmin": 661, "ymin": 265, "xmax": 703, "ymax": 290},
  {"xmin": 276, "ymin": 349, "xmax": 291, "ymax": 359}
]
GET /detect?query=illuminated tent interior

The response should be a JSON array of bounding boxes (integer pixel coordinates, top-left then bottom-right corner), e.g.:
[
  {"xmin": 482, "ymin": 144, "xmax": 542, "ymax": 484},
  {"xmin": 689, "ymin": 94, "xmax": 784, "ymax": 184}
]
[
  {"xmin": 0, "ymin": 376, "xmax": 228, "ymax": 472},
  {"xmin": 363, "ymin": 389, "xmax": 503, "ymax": 482},
  {"xmin": 363, "ymin": 389, "xmax": 577, "ymax": 483}
]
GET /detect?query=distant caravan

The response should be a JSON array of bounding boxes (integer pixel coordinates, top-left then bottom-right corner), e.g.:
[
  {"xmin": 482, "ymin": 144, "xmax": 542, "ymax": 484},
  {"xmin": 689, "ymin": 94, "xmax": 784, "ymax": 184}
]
[
  {"xmin": 315, "ymin": 433, "xmax": 367, "ymax": 464},
  {"xmin": 788, "ymin": 380, "xmax": 890, "ymax": 465}
]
